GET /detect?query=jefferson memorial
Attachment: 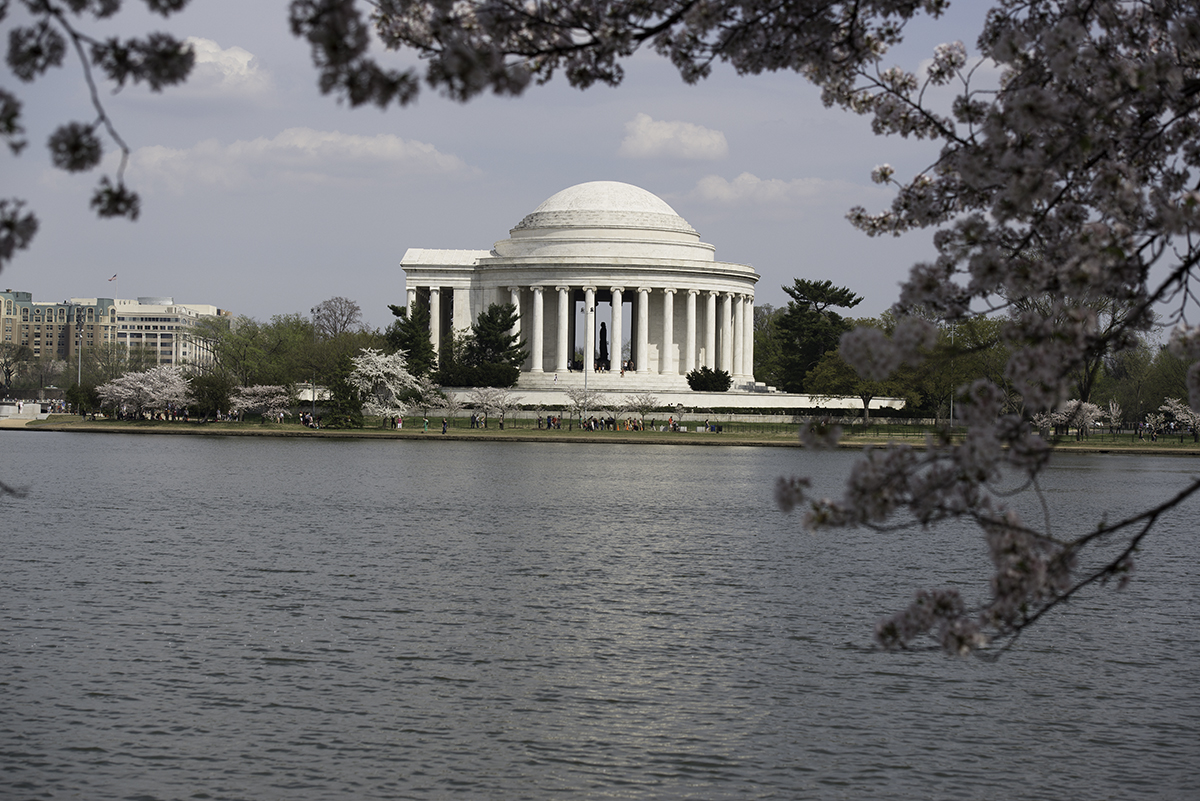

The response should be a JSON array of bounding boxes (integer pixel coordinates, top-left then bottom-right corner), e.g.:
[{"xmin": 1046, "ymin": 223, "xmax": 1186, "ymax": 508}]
[{"xmin": 401, "ymin": 181, "xmax": 762, "ymax": 394}]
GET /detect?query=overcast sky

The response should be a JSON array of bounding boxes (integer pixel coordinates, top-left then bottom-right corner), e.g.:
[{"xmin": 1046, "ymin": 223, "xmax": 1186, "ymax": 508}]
[{"xmin": 6, "ymin": 1, "xmax": 990, "ymax": 330}]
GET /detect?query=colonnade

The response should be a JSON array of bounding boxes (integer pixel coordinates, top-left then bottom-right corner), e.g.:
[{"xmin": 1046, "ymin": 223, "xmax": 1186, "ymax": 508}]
[{"xmin": 408, "ymin": 283, "xmax": 755, "ymax": 382}]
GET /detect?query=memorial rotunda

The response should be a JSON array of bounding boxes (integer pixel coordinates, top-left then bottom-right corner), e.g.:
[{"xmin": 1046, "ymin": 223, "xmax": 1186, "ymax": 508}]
[{"xmin": 401, "ymin": 181, "xmax": 761, "ymax": 392}]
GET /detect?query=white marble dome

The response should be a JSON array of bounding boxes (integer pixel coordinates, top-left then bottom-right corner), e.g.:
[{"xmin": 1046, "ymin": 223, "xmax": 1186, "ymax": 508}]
[
  {"xmin": 496, "ymin": 180, "xmax": 709, "ymax": 260},
  {"xmin": 512, "ymin": 181, "xmax": 697, "ymax": 236}
]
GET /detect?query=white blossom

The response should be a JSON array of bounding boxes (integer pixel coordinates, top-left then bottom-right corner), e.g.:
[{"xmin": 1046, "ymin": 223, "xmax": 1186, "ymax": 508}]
[
  {"xmin": 97, "ymin": 365, "xmax": 190, "ymax": 416},
  {"xmin": 1160, "ymin": 398, "xmax": 1200, "ymax": 431},
  {"xmin": 926, "ymin": 41, "xmax": 966, "ymax": 86},
  {"xmin": 231, "ymin": 385, "xmax": 293, "ymax": 419},
  {"xmin": 348, "ymin": 348, "xmax": 417, "ymax": 417}
]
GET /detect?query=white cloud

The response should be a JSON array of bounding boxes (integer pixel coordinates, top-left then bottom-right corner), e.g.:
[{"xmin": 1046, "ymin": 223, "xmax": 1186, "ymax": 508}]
[
  {"xmin": 690, "ymin": 172, "xmax": 884, "ymax": 208},
  {"xmin": 617, "ymin": 113, "xmax": 728, "ymax": 160},
  {"xmin": 183, "ymin": 37, "xmax": 272, "ymax": 97},
  {"xmin": 127, "ymin": 127, "xmax": 476, "ymax": 192}
]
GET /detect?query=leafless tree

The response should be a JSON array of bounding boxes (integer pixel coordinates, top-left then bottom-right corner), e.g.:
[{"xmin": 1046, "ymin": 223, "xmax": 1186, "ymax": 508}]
[
  {"xmin": 623, "ymin": 392, "xmax": 660, "ymax": 429},
  {"xmin": 311, "ymin": 296, "xmax": 364, "ymax": 340}
]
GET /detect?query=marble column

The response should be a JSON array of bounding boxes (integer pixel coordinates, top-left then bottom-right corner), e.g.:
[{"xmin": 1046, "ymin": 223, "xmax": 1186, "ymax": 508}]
[
  {"xmin": 452, "ymin": 287, "xmax": 470, "ymax": 332},
  {"xmin": 406, "ymin": 286, "xmax": 416, "ymax": 316},
  {"xmin": 733, "ymin": 293, "xmax": 745, "ymax": 378},
  {"xmin": 661, "ymin": 288, "xmax": 676, "ymax": 375},
  {"xmin": 685, "ymin": 289, "xmax": 698, "ymax": 374},
  {"xmin": 610, "ymin": 287, "xmax": 624, "ymax": 371},
  {"xmin": 530, "ymin": 286, "xmax": 544, "ymax": 373},
  {"xmin": 705, "ymin": 291, "xmax": 718, "ymax": 369},
  {"xmin": 556, "ymin": 286, "xmax": 570, "ymax": 373},
  {"xmin": 636, "ymin": 287, "xmax": 651, "ymax": 374},
  {"xmin": 720, "ymin": 292, "xmax": 733, "ymax": 373},
  {"xmin": 509, "ymin": 287, "xmax": 521, "ymax": 338},
  {"xmin": 429, "ymin": 287, "xmax": 441, "ymax": 358},
  {"xmin": 743, "ymin": 294, "xmax": 755, "ymax": 382},
  {"xmin": 584, "ymin": 286, "xmax": 596, "ymax": 372}
]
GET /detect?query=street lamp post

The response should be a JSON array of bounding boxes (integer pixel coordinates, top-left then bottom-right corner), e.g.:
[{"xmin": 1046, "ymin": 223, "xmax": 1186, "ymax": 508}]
[
  {"xmin": 580, "ymin": 303, "xmax": 593, "ymax": 427},
  {"xmin": 72, "ymin": 304, "xmax": 82, "ymax": 412},
  {"xmin": 949, "ymin": 322, "xmax": 955, "ymax": 430}
]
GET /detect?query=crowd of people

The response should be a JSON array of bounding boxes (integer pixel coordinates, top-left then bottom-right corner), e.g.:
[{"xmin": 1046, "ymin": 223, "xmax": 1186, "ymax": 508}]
[{"xmin": 1137, "ymin": 420, "xmax": 1198, "ymax": 442}]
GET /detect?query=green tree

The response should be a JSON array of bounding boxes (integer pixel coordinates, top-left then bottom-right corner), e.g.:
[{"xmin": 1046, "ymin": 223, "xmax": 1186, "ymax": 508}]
[
  {"xmin": 775, "ymin": 279, "xmax": 863, "ymax": 393},
  {"xmin": 323, "ymin": 354, "xmax": 365, "ymax": 428},
  {"xmin": 188, "ymin": 371, "xmax": 237, "ymax": 420},
  {"xmin": 1008, "ymin": 293, "xmax": 1144, "ymax": 404},
  {"xmin": 806, "ymin": 348, "xmax": 915, "ymax": 423},
  {"xmin": 468, "ymin": 303, "xmax": 526, "ymax": 367},
  {"xmin": 1144, "ymin": 345, "xmax": 1193, "ymax": 412},
  {"xmin": 256, "ymin": 313, "xmax": 318, "ymax": 386},
  {"xmin": 64, "ymin": 382, "xmax": 99, "ymax": 414},
  {"xmin": 752, "ymin": 304, "xmax": 786, "ymax": 389},
  {"xmin": 686, "ymin": 366, "xmax": 732, "ymax": 392},
  {"xmin": 807, "ymin": 317, "xmax": 920, "ymax": 422},
  {"xmin": 437, "ymin": 303, "xmax": 526, "ymax": 387},
  {"xmin": 194, "ymin": 315, "xmax": 261, "ymax": 387},
  {"xmin": 385, "ymin": 303, "xmax": 437, "ymax": 377},
  {"xmin": 912, "ymin": 316, "xmax": 1011, "ymax": 421}
]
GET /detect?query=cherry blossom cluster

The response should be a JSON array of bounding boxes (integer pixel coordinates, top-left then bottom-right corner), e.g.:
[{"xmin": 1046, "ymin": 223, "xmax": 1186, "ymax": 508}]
[
  {"xmin": 96, "ymin": 365, "xmax": 191, "ymax": 416},
  {"xmin": 232, "ymin": 385, "xmax": 294, "ymax": 418},
  {"xmin": 348, "ymin": 347, "xmax": 417, "ymax": 417},
  {"xmin": 1030, "ymin": 399, "xmax": 1107, "ymax": 435}
]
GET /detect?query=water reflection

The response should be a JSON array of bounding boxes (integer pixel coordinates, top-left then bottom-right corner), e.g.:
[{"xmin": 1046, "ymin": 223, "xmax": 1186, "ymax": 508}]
[{"xmin": 1, "ymin": 433, "xmax": 1197, "ymax": 799}]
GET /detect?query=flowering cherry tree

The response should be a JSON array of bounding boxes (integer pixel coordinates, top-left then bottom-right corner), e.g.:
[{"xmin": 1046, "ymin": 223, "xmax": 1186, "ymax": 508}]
[
  {"xmin": 348, "ymin": 348, "xmax": 416, "ymax": 417},
  {"xmin": 1031, "ymin": 400, "xmax": 1106, "ymax": 438},
  {"xmin": 231, "ymin": 385, "xmax": 294, "ymax": 421},
  {"xmin": 469, "ymin": 385, "xmax": 522, "ymax": 427},
  {"xmin": 1160, "ymin": 397, "xmax": 1200, "ymax": 435},
  {"xmin": 97, "ymin": 365, "xmax": 190, "ymax": 417}
]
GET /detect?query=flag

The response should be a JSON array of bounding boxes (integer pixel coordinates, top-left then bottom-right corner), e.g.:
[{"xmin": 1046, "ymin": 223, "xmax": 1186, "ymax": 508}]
[{"xmin": 108, "ymin": 274, "xmax": 117, "ymax": 282}]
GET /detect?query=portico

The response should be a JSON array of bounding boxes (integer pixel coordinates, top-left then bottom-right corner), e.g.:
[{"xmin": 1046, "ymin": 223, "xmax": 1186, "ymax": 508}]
[{"xmin": 401, "ymin": 181, "xmax": 761, "ymax": 392}]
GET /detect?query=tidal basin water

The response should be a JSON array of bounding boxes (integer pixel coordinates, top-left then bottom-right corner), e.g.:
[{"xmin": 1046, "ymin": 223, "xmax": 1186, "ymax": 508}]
[{"xmin": 2, "ymin": 431, "xmax": 1198, "ymax": 800}]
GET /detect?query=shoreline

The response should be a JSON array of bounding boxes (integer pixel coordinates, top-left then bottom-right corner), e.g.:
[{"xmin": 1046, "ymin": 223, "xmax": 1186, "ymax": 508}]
[{"xmin": 5, "ymin": 417, "xmax": 1200, "ymax": 456}]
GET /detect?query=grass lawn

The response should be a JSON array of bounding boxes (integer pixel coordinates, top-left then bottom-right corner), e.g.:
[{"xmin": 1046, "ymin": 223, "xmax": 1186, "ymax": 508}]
[{"xmin": 14, "ymin": 415, "xmax": 1200, "ymax": 454}]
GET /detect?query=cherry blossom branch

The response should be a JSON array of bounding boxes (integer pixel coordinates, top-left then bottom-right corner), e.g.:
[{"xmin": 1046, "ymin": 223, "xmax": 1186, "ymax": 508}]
[{"xmin": 989, "ymin": 477, "xmax": 1200, "ymax": 656}]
